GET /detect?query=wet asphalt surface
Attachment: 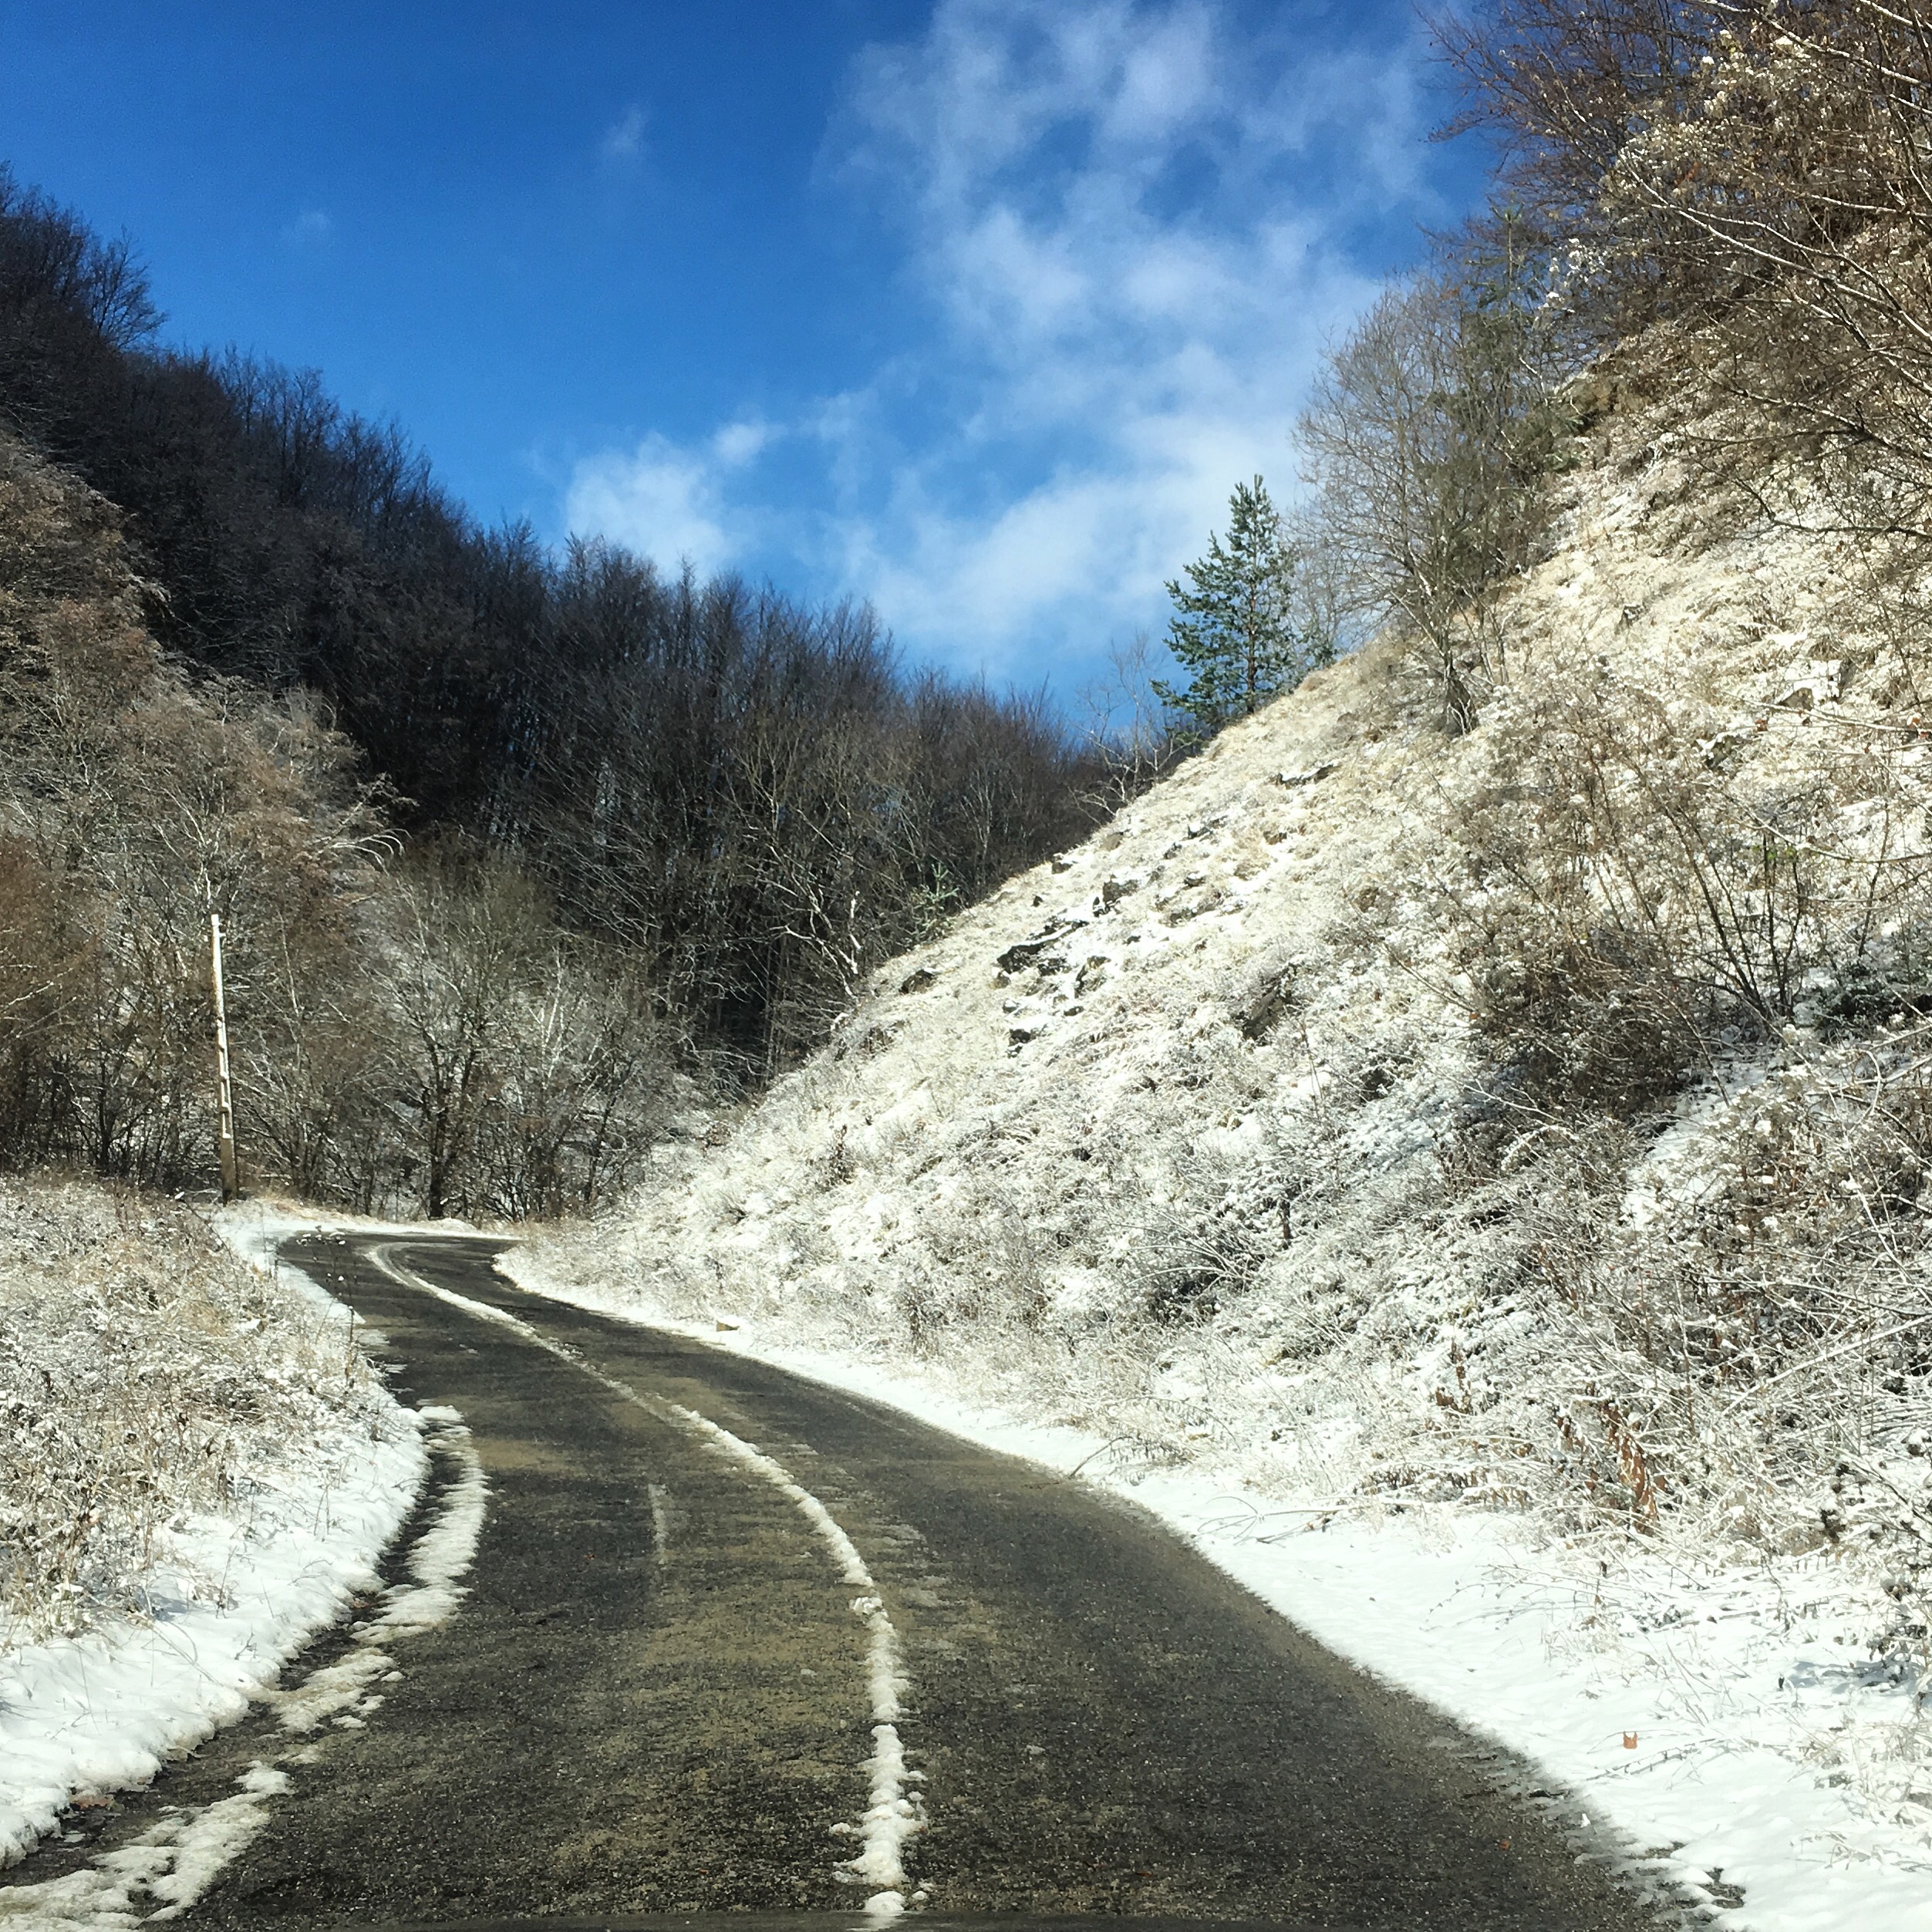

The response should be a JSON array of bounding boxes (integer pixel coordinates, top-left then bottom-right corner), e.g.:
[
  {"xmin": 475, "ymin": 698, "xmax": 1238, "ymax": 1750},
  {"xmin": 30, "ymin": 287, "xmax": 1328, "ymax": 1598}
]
[{"xmin": 3, "ymin": 1234, "xmax": 1685, "ymax": 1930}]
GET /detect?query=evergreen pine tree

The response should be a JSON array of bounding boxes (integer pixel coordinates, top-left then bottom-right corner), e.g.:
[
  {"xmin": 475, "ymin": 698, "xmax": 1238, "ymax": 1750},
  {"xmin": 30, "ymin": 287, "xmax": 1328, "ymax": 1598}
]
[{"xmin": 1153, "ymin": 476, "xmax": 1306, "ymax": 739}]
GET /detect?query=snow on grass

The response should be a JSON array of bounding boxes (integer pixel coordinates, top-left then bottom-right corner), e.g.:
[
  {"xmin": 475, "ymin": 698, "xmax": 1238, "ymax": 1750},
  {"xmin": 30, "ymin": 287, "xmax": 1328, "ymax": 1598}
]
[
  {"xmin": 509, "ymin": 403, "xmax": 1932, "ymax": 1927},
  {"xmin": 0, "ymin": 1182, "xmax": 426, "ymax": 1870}
]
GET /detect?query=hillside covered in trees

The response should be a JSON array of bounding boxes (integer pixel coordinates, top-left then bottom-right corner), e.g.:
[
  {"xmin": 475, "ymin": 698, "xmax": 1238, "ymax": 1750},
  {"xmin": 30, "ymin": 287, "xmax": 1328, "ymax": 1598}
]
[{"xmin": 0, "ymin": 172, "xmax": 1118, "ymax": 1213}]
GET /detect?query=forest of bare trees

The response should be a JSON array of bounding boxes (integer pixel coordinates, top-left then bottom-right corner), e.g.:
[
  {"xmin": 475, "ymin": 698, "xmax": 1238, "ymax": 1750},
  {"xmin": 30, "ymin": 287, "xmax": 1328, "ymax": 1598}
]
[
  {"xmin": 22, "ymin": 2, "xmax": 1932, "ymax": 1216},
  {"xmin": 0, "ymin": 171, "xmax": 1119, "ymax": 1212}
]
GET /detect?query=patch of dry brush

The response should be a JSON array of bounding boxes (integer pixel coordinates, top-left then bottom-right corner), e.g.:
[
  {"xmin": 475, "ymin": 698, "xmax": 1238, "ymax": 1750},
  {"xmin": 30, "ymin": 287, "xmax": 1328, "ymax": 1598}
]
[{"xmin": 0, "ymin": 1178, "xmax": 389, "ymax": 1641}]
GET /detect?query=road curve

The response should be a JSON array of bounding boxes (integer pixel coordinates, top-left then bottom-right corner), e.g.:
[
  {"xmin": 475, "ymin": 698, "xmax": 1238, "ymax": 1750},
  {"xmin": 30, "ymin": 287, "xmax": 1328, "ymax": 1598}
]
[{"xmin": 6, "ymin": 1233, "xmax": 1681, "ymax": 1930}]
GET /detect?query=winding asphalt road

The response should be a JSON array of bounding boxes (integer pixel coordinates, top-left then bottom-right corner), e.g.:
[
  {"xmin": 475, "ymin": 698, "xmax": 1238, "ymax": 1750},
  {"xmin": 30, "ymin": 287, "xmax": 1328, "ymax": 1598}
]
[{"xmin": 7, "ymin": 1234, "xmax": 1683, "ymax": 1930}]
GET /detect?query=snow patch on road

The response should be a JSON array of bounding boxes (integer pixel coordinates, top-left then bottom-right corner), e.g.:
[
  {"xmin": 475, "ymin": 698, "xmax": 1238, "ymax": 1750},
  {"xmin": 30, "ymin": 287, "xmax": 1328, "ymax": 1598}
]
[
  {"xmin": 2, "ymin": 1762, "xmax": 294, "ymax": 1931},
  {"xmin": 265, "ymin": 1416, "xmax": 489, "ymax": 1741},
  {"xmin": 366, "ymin": 1255, "xmax": 530, "ymax": 1338},
  {"xmin": 672, "ymin": 1405, "xmax": 922, "ymax": 1907}
]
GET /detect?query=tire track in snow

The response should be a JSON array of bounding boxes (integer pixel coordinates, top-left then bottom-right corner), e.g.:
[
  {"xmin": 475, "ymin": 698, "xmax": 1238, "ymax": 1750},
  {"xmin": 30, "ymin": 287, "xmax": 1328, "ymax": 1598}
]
[
  {"xmin": 0, "ymin": 1412, "xmax": 486, "ymax": 1930},
  {"xmin": 365, "ymin": 1246, "xmax": 926, "ymax": 1918}
]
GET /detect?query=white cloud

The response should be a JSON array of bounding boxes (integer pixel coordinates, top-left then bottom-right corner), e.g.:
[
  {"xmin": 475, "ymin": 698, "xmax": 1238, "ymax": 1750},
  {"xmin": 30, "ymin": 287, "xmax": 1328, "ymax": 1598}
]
[
  {"xmin": 563, "ymin": 433, "xmax": 733, "ymax": 576},
  {"xmin": 562, "ymin": 0, "xmax": 1446, "ymax": 677},
  {"xmin": 601, "ymin": 105, "xmax": 647, "ymax": 163},
  {"xmin": 710, "ymin": 419, "xmax": 774, "ymax": 467},
  {"xmin": 810, "ymin": 0, "xmax": 1434, "ymax": 671},
  {"xmin": 560, "ymin": 419, "xmax": 777, "ymax": 576}
]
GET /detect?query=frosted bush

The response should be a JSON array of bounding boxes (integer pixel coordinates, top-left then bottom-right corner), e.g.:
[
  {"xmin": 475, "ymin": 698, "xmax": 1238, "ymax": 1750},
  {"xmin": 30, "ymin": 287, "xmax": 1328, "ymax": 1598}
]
[{"xmin": 0, "ymin": 1179, "xmax": 390, "ymax": 1640}]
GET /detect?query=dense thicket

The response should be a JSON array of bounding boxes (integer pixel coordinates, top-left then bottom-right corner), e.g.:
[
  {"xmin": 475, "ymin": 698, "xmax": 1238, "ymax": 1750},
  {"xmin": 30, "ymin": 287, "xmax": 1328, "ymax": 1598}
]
[
  {"xmin": 0, "ymin": 170, "xmax": 1101, "ymax": 1081},
  {"xmin": 0, "ymin": 434, "xmax": 671, "ymax": 1215},
  {"xmin": 1298, "ymin": 2, "xmax": 1932, "ymax": 727},
  {"xmin": 1438, "ymin": 1, "xmax": 1932, "ymax": 514},
  {"xmin": 1278, "ymin": 2, "xmax": 1932, "ymax": 1117},
  {"xmin": 1405, "ymin": 6, "xmax": 1932, "ymax": 1138}
]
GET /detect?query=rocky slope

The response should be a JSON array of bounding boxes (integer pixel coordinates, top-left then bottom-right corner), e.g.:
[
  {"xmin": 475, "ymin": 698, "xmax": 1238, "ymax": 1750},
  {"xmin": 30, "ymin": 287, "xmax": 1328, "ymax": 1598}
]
[{"xmin": 528, "ymin": 380, "xmax": 1932, "ymax": 1587}]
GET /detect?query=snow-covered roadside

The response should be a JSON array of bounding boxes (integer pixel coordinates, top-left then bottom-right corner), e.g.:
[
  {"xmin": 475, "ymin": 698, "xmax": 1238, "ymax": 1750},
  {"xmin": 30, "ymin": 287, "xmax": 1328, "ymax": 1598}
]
[
  {"xmin": 0, "ymin": 1404, "xmax": 488, "ymax": 1930},
  {"xmin": 0, "ymin": 1427, "xmax": 425, "ymax": 1869},
  {"xmin": 0, "ymin": 1194, "xmax": 431, "ymax": 1870},
  {"xmin": 497, "ymin": 394, "xmax": 1932, "ymax": 1930},
  {"xmin": 500, "ymin": 1246, "xmax": 1932, "ymax": 1932}
]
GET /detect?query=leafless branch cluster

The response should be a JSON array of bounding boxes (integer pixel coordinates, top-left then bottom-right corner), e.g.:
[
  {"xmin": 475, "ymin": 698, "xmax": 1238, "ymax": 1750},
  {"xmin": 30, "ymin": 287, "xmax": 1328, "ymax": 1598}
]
[
  {"xmin": 1435, "ymin": 651, "xmax": 1932, "ymax": 1108},
  {"xmin": 1296, "ymin": 236, "xmax": 1576, "ymax": 727},
  {"xmin": 1438, "ymin": 2, "xmax": 1932, "ymax": 524},
  {"xmin": 0, "ymin": 435, "xmax": 669, "ymax": 1216}
]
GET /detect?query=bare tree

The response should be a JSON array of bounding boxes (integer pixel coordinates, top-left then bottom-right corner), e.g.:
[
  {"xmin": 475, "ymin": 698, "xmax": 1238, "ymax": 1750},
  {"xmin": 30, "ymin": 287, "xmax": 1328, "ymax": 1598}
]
[
  {"xmin": 1296, "ymin": 233, "xmax": 1573, "ymax": 727},
  {"xmin": 1077, "ymin": 634, "xmax": 1182, "ymax": 805},
  {"xmin": 1431, "ymin": 1, "xmax": 1726, "ymax": 328},
  {"xmin": 1600, "ymin": 4, "xmax": 1932, "ymax": 524},
  {"xmin": 1437, "ymin": 3, "xmax": 1932, "ymax": 529}
]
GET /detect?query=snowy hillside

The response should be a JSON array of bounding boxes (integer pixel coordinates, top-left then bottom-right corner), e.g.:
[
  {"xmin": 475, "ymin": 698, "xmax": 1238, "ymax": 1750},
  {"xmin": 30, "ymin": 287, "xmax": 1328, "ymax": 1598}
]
[
  {"xmin": 524, "ymin": 384, "xmax": 1930, "ymax": 1539},
  {"xmin": 516, "ymin": 380, "xmax": 1932, "ymax": 1907}
]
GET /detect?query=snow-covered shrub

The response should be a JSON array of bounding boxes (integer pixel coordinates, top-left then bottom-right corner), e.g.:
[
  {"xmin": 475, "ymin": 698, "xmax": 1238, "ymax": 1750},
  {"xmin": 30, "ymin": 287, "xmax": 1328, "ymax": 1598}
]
[
  {"xmin": 0, "ymin": 1179, "xmax": 391, "ymax": 1640},
  {"xmin": 1438, "ymin": 642, "xmax": 1932, "ymax": 1117}
]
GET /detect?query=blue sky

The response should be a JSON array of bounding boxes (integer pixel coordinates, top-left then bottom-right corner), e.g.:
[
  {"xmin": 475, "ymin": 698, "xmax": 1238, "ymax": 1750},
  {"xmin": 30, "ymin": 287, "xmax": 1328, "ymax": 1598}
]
[{"xmin": 2, "ymin": 1, "xmax": 1486, "ymax": 696}]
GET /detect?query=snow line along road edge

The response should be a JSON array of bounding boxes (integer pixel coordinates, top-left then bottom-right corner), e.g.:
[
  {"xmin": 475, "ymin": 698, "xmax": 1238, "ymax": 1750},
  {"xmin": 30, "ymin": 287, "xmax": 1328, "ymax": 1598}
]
[
  {"xmin": 363, "ymin": 1244, "xmax": 926, "ymax": 1919},
  {"xmin": 0, "ymin": 1218, "xmax": 431, "ymax": 1875},
  {"xmin": 497, "ymin": 1246, "xmax": 1932, "ymax": 1932},
  {"xmin": 0, "ymin": 1410, "xmax": 487, "ymax": 1928}
]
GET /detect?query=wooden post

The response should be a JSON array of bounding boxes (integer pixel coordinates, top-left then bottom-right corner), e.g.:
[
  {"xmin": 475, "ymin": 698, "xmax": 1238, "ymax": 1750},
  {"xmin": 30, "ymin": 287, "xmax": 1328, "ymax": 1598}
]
[{"xmin": 210, "ymin": 911, "xmax": 239, "ymax": 1202}]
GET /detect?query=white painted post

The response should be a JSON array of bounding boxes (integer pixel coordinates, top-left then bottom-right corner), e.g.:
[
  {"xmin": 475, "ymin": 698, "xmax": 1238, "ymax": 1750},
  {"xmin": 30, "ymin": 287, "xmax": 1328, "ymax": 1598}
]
[{"xmin": 210, "ymin": 911, "xmax": 239, "ymax": 1202}]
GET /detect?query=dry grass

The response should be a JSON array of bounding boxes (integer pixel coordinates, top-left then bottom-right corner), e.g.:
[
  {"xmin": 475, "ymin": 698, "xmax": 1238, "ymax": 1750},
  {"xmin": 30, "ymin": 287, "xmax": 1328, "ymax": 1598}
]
[{"xmin": 0, "ymin": 1175, "xmax": 388, "ymax": 1640}]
